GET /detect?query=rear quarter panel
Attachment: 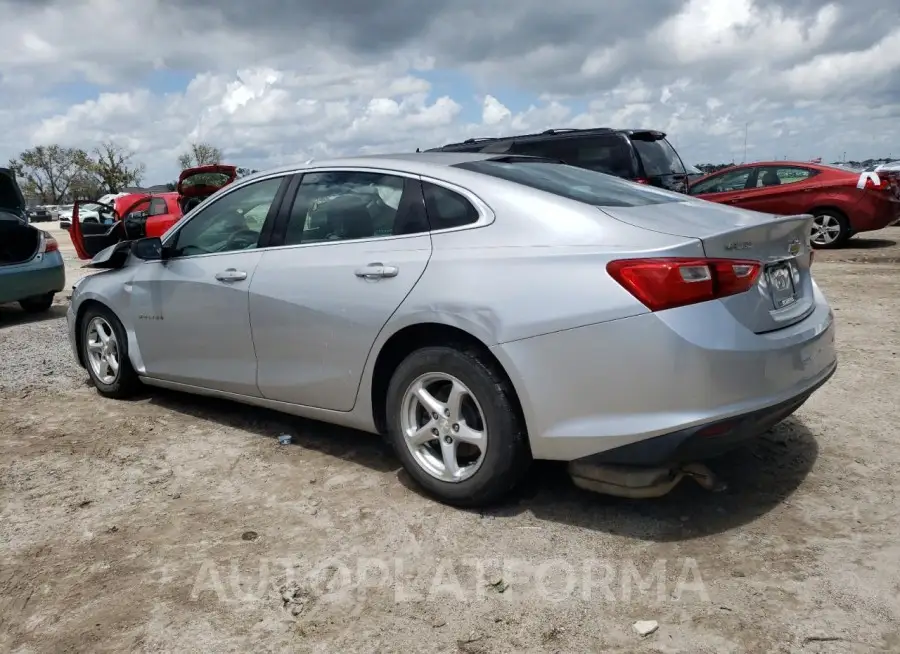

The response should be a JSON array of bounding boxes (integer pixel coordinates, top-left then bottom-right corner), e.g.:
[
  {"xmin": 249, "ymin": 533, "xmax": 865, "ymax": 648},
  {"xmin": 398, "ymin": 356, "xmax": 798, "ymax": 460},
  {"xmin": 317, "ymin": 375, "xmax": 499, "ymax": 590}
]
[{"xmin": 390, "ymin": 184, "xmax": 705, "ymax": 345}]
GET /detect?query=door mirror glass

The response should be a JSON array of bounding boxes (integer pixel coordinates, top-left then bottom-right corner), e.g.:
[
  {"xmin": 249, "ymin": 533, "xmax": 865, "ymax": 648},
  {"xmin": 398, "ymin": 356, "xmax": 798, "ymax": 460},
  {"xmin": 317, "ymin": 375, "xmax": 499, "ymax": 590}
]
[{"xmin": 132, "ymin": 237, "xmax": 164, "ymax": 260}]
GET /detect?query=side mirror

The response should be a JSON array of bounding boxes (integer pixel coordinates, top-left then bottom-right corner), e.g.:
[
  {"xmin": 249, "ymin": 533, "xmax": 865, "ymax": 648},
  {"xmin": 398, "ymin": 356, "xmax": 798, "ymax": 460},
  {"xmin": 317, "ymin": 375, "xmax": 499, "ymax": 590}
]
[{"xmin": 131, "ymin": 237, "xmax": 165, "ymax": 261}]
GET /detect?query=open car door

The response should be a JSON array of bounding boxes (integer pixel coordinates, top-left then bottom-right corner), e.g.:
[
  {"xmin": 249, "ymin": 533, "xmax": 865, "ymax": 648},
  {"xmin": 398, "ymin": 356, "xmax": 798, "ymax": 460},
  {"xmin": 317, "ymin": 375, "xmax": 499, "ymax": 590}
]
[
  {"xmin": 69, "ymin": 195, "xmax": 152, "ymax": 260},
  {"xmin": 177, "ymin": 164, "xmax": 238, "ymax": 214}
]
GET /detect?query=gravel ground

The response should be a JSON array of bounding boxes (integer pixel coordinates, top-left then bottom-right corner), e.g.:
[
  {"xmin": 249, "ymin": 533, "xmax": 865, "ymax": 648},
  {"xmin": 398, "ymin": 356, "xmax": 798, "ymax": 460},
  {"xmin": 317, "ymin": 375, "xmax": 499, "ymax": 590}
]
[{"xmin": 1, "ymin": 225, "xmax": 899, "ymax": 653}]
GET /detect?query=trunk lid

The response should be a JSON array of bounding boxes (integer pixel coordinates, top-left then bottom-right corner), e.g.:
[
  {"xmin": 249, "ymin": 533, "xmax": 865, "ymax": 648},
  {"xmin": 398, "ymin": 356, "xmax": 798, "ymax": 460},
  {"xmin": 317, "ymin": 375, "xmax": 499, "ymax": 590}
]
[
  {"xmin": 177, "ymin": 164, "xmax": 238, "ymax": 198},
  {"xmin": 0, "ymin": 167, "xmax": 26, "ymax": 219},
  {"xmin": 600, "ymin": 199, "xmax": 816, "ymax": 333}
]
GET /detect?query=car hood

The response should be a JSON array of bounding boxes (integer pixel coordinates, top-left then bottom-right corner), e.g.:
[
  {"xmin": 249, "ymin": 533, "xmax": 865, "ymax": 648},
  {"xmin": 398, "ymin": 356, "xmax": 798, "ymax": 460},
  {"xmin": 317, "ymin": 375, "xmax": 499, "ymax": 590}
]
[
  {"xmin": 177, "ymin": 164, "xmax": 238, "ymax": 198},
  {"xmin": 0, "ymin": 167, "xmax": 25, "ymax": 215}
]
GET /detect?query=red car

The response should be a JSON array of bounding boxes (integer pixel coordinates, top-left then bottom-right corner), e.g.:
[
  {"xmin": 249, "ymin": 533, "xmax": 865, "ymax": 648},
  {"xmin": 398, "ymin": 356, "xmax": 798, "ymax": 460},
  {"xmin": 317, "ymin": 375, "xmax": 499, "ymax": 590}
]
[
  {"xmin": 688, "ymin": 161, "xmax": 900, "ymax": 248},
  {"xmin": 69, "ymin": 165, "xmax": 238, "ymax": 260}
]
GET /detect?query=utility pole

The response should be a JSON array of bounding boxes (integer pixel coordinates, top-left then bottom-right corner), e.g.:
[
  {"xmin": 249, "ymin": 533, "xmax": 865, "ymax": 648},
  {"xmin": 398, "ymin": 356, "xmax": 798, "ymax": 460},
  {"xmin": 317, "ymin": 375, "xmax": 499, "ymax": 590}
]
[{"xmin": 742, "ymin": 123, "xmax": 748, "ymax": 163}]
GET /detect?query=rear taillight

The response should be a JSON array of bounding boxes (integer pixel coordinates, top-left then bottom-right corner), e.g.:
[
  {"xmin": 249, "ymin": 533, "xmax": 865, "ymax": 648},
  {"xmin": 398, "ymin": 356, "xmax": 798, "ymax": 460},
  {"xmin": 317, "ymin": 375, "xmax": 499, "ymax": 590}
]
[
  {"xmin": 40, "ymin": 233, "xmax": 59, "ymax": 254},
  {"xmin": 606, "ymin": 257, "xmax": 761, "ymax": 311},
  {"xmin": 634, "ymin": 178, "xmax": 650, "ymax": 185}
]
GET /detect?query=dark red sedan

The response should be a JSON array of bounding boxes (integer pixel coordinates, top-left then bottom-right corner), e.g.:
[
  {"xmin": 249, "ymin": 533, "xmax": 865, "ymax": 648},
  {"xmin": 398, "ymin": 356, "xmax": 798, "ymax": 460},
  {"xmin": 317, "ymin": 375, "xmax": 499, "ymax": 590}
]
[{"xmin": 688, "ymin": 161, "xmax": 900, "ymax": 248}]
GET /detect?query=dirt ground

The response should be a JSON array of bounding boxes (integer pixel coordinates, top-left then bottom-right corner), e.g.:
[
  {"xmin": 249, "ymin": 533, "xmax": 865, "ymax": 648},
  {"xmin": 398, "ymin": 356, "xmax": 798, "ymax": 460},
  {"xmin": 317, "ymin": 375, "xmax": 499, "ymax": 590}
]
[{"xmin": 1, "ymin": 225, "xmax": 899, "ymax": 653}]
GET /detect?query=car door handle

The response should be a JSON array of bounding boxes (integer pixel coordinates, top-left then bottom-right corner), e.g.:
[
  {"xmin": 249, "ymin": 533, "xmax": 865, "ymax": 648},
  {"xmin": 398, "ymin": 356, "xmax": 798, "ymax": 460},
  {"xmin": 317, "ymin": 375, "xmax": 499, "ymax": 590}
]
[
  {"xmin": 726, "ymin": 196, "xmax": 745, "ymax": 202},
  {"xmin": 354, "ymin": 263, "xmax": 399, "ymax": 279},
  {"xmin": 215, "ymin": 268, "xmax": 248, "ymax": 282}
]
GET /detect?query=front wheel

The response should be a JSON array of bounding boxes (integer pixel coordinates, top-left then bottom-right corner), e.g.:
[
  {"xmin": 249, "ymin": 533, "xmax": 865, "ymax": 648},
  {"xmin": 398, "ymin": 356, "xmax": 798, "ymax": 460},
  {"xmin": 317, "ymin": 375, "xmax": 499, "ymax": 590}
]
[
  {"xmin": 385, "ymin": 346, "xmax": 531, "ymax": 507},
  {"xmin": 81, "ymin": 306, "xmax": 141, "ymax": 398},
  {"xmin": 810, "ymin": 211, "xmax": 850, "ymax": 249}
]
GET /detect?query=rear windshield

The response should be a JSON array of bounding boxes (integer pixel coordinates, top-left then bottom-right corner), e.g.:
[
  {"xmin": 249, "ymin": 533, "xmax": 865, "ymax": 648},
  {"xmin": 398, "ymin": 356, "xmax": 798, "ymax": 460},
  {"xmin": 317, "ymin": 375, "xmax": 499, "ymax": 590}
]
[
  {"xmin": 632, "ymin": 138, "xmax": 686, "ymax": 176},
  {"xmin": 454, "ymin": 160, "xmax": 683, "ymax": 207}
]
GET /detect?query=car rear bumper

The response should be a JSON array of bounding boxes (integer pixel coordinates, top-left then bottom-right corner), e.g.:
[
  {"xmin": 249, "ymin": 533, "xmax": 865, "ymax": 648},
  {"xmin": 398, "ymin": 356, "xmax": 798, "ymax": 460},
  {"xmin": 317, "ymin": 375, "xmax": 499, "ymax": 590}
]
[
  {"xmin": 0, "ymin": 252, "xmax": 65, "ymax": 304},
  {"xmin": 491, "ymin": 283, "xmax": 837, "ymax": 462},
  {"xmin": 852, "ymin": 195, "xmax": 900, "ymax": 233}
]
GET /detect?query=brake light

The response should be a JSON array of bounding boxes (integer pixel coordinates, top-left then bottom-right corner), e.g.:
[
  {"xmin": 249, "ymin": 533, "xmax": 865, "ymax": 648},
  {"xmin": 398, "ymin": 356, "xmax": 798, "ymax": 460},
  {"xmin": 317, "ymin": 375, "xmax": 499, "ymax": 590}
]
[
  {"xmin": 634, "ymin": 178, "xmax": 650, "ymax": 185},
  {"xmin": 606, "ymin": 258, "xmax": 761, "ymax": 311},
  {"xmin": 40, "ymin": 233, "xmax": 59, "ymax": 254}
]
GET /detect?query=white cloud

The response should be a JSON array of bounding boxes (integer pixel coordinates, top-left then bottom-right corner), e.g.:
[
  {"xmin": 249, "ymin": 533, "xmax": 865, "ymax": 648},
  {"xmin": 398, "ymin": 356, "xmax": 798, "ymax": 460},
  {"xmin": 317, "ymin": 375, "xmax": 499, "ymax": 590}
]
[{"xmin": 1, "ymin": 0, "xmax": 899, "ymax": 183}]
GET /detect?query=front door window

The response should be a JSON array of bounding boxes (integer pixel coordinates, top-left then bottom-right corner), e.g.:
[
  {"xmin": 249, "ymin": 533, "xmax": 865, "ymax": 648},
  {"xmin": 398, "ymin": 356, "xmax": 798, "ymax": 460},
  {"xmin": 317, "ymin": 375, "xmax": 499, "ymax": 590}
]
[{"xmin": 168, "ymin": 177, "xmax": 283, "ymax": 257}]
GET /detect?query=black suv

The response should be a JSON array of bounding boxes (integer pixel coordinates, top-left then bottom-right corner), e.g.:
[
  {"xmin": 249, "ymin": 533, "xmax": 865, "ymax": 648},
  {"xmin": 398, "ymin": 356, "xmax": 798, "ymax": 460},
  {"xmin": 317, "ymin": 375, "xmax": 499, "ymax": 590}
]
[{"xmin": 427, "ymin": 127, "xmax": 691, "ymax": 193}]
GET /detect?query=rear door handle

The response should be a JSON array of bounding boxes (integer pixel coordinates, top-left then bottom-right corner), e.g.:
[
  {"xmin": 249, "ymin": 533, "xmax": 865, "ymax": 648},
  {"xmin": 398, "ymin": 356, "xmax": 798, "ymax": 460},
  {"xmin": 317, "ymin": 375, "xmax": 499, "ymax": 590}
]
[
  {"xmin": 215, "ymin": 268, "xmax": 248, "ymax": 282},
  {"xmin": 354, "ymin": 263, "xmax": 399, "ymax": 279}
]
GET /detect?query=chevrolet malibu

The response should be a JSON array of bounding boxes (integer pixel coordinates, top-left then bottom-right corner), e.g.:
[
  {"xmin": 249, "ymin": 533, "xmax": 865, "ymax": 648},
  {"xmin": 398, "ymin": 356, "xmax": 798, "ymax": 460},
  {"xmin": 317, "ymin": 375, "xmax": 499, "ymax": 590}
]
[{"xmin": 66, "ymin": 153, "xmax": 836, "ymax": 506}]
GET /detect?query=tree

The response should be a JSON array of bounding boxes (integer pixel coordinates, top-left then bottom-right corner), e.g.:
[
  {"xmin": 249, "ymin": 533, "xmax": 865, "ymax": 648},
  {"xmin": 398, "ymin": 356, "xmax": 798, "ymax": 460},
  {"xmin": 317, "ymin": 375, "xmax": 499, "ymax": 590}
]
[
  {"xmin": 89, "ymin": 141, "xmax": 146, "ymax": 193},
  {"xmin": 177, "ymin": 142, "xmax": 223, "ymax": 170},
  {"xmin": 8, "ymin": 145, "xmax": 91, "ymax": 203},
  {"xmin": 69, "ymin": 171, "xmax": 103, "ymax": 201}
]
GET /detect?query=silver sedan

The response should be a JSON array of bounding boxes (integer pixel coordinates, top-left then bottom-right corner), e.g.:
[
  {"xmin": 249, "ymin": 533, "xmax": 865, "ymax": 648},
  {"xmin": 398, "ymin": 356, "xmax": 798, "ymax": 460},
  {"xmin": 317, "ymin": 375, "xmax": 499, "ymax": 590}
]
[{"xmin": 66, "ymin": 153, "xmax": 836, "ymax": 506}]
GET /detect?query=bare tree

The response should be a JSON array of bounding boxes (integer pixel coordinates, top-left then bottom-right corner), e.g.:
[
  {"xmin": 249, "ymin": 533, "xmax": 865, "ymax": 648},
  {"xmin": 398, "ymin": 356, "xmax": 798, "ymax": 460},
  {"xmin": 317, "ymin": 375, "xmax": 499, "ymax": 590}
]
[
  {"xmin": 8, "ymin": 145, "xmax": 91, "ymax": 203},
  {"xmin": 177, "ymin": 142, "xmax": 223, "ymax": 169},
  {"xmin": 89, "ymin": 141, "xmax": 146, "ymax": 193}
]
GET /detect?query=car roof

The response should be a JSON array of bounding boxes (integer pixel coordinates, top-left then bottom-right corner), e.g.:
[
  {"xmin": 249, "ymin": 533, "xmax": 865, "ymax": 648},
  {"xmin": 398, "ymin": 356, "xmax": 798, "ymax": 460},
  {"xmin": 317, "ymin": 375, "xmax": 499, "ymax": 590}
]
[
  {"xmin": 427, "ymin": 127, "xmax": 669, "ymax": 152},
  {"xmin": 234, "ymin": 152, "xmax": 504, "ymax": 184}
]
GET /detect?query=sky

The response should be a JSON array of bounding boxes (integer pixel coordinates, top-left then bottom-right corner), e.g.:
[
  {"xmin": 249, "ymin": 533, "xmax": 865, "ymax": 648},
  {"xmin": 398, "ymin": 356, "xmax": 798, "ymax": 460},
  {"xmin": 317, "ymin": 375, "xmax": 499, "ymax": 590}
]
[{"xmin": 1, "ymin": 0, "xmax": 899, "ymax": 184}]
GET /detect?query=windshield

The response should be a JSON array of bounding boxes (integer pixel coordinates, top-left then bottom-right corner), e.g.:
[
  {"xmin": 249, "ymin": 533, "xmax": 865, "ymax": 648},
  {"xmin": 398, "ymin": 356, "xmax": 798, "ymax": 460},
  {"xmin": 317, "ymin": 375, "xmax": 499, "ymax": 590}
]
[
  {"xmin": 454, "ymin": 159, "xmax": 683, "ymax": 207},
  {"xmin": 632, "ymin": 138, "xmax": 686, "ymax": 176}
]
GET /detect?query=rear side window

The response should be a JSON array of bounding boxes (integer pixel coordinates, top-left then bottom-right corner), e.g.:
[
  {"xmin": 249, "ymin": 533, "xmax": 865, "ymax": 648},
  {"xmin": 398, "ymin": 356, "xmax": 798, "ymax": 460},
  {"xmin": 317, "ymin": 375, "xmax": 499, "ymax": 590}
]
[
  {"xmin": 422, "ymin": 182, "xmax": 479, "ymax": 229},
  {"xmin": 511, "ymin": 136, "xmax": 635, "ymax": 177},
  {"xmin": 632, "ymin": 138, "xmax": 686, "ymax": 176},
  {"xmin": 454, "ymin": 160, "xmax": 682, "ymax": 207},
  {"xmin": 754, "ymin": 166, "xmax": 817, "ymax": 187}
]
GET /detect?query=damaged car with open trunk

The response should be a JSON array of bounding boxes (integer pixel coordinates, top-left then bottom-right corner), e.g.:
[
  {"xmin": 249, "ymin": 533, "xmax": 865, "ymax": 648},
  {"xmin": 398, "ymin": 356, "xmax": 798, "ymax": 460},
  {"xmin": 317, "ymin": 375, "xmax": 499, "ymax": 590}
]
[{"xmin": 0, "ymin": 167, "xmax": 65, "ymax": 313}]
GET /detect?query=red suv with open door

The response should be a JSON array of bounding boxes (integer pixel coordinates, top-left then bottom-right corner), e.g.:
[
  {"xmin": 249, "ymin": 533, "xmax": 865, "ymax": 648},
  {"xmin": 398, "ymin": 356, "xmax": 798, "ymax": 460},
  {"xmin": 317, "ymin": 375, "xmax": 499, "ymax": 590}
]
[{"xmin": 68, "ymin": 164, "xmax": 238, "ymax": 260}]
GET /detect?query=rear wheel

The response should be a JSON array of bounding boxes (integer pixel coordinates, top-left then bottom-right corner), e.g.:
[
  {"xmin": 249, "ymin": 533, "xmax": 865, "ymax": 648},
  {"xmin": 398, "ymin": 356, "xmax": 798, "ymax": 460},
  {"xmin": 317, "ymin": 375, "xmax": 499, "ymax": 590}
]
[
  {"xmin": 81, "ymin": 307, "xmax": 141, "ymax": 398},
  {"xmin": 385, "ymin": 346, "xmax": 530, "ymax": 507},
  {"xmin": 810, "ymin": 210, "xmax": 850, "ymax": 249},
  {"xmin": 19, "ymin": 293, "xmax": 54, "ymax": 313}
]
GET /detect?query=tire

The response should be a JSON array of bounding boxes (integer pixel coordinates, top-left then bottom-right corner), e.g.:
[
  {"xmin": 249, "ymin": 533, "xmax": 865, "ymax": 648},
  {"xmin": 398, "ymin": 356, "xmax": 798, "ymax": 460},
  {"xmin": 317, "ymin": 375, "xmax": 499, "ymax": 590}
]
[
  {"xmin": 19, "ymin": 293, "xmax": 54, "ymax": 313},
  {"xmin": 385, "ymin": 346, "xmax": 531, "ymax": 507},
  {"xmin": 810, "ymin": 210, "xmax": 850, "ymax": 249},
  {"xmin": 80, "ymin": 306, "xmax": 141, "ymax": 399}
]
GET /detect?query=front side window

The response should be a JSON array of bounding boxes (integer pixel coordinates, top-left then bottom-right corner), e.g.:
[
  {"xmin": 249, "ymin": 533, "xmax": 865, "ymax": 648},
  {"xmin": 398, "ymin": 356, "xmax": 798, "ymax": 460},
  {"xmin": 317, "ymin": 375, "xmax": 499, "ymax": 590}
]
[
  {"xmin": 169, "ymin": 177, "xmax": 283, "ymax": 257},
  {"xmin": 689, "ymin": 168, "xmax": 752, "ymax": 195},
  {"xmin": 755, "ymin": 166, "xmax": 817, "ymax": 187},
  {"xmin": 282, "ymin": 171, "xmax": 426, "ymax": 245}
]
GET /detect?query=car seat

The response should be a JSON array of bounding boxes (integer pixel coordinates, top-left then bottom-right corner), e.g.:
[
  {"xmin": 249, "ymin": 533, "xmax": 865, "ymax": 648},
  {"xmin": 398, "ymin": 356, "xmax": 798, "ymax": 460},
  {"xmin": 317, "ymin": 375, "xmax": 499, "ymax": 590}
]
[{"xmin": 761, "ymin": 170, "xmax": 781, "ymax": 186}]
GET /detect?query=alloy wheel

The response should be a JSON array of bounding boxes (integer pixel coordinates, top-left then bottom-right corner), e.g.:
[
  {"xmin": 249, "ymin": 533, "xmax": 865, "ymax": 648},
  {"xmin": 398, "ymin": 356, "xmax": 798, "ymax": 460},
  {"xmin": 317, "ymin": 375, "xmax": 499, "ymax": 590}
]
[
  {"xmin": 399, "ymin": 372, "xmax": 488, "ymax": 482},
  {"xmin": 86, "ymin": 316, "xmax": 120, "ymax": 385},
  {"xmin": 810, "ymin": 214, "xmax": 842, "ymax": 246}
]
